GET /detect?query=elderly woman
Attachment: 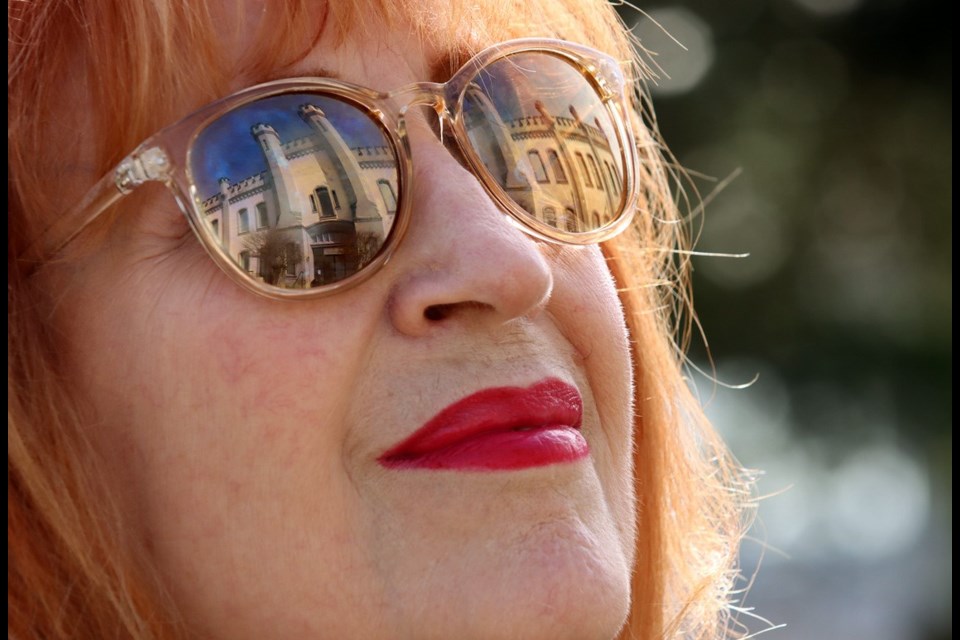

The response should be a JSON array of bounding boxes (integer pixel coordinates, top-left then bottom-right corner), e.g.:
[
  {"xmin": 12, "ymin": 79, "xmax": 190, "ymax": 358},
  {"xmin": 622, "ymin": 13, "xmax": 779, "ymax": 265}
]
[{"xmin": 8, "ymin": 0, "xmax": 749, "ymax": 638}]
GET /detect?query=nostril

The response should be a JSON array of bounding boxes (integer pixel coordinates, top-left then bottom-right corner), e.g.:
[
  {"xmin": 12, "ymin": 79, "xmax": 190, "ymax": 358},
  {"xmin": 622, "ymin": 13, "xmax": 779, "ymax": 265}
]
[
  {"xmin": 424, "ymin": 304, "xmax": 451, "ymax": 322},
  {"xmin": 423, "ymin": 301, "xmax": 496, "ymax": 322}
]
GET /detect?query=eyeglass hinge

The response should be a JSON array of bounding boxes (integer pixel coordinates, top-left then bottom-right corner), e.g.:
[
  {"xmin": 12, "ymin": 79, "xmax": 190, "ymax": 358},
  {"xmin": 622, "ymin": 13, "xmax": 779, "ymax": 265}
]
[
  {"xmin": 592, "ymin": 57, "xmax": 626, "ymax": 99},
  {"xmin": 115, "ymin": 146, "xmax": 171, "ymax": 194}
]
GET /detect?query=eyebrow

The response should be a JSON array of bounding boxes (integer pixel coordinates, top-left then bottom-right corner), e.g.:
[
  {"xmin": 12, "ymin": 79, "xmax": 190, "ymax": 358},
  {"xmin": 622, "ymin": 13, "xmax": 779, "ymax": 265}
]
[
  {"xmin": 256, "ymin": 48, "xmax": 468, "ymax": 88},
  {"xmin": 429, "ymin": 47, "xmax": 473, "ymax": 84},
  {"xmin": 259, "ymin": 65, "xmax": 342, "ymax": 83}
]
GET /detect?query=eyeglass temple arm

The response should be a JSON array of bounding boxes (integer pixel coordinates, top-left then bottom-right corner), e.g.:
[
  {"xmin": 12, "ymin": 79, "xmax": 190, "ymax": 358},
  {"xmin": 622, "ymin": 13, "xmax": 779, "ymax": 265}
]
[{"xmin": 20, "ymin": 145, "xmax": 170, "ymax": 267}]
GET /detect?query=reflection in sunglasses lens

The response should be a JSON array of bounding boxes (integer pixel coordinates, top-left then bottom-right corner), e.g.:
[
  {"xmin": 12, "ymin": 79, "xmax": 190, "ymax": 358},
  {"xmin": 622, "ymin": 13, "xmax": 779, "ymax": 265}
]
[
  {"xmin": 189, "ymin": 93, "xmax": 400, "ymax": 290},
  {"xmin": 187, "ymin": 53, "xmax": 623, "ymax": 294},
  {"xmin": 463, "ymin": 52, "xmax": 625, "ymax": 234}
]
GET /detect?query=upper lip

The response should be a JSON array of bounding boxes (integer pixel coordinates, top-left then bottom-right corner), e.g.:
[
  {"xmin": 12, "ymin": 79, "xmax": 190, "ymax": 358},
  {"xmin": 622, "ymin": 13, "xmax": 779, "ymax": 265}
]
[{"xmin": 378, "ymin": 378, "xmax": 583, "ymax": 462}]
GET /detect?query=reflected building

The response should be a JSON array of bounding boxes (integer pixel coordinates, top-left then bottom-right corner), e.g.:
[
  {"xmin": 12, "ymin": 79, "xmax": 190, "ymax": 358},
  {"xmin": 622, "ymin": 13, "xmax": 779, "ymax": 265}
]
[
  {"xmin": 200, "ymin": 102, "xmax": 398, "ymax": 287},
  {"xmin": 463, "ymin": 88, "xmax": 623, "ymax": 234}
]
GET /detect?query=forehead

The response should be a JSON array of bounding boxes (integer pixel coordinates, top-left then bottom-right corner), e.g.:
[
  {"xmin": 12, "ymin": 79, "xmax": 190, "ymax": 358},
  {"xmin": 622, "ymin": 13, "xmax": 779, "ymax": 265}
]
[
  {"xmin": 235, "ymin": 23, "xmax": 459, "ymax": 97},
  {"xmin": 216, "ymin": 0, "xmax": 606, "ymax": 94},
  {"xmin": 262, "ymin": 29, "xmax": 458, "ymax": 95},
  {"xmin": 34, "ymin": 0, "xmax": 614, "ymax": 198}
]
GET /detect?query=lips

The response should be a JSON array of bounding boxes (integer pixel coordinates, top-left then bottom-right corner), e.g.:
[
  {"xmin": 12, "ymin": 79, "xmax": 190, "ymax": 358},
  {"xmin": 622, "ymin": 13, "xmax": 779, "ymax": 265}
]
[{"xmin": 377, "ymin": 378, "xmax": 589, "ymax": 471}]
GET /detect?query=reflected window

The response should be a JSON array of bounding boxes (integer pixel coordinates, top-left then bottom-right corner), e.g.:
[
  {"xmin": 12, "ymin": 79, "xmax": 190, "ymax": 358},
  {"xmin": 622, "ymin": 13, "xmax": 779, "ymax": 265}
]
[
  {"xmin": 543, "ymin": 207, "xmax": 557, "ymax": 226},
  {"xmin": 256, "ymin": 202, "xmax": 268, "ymax": 228},
  {"xmin": 587, "ymin": 155, "xmax": 602, "ymax": 189},
  {"xmin": 286, "ymin": 243, "xmax": 298, "ymax": 276},
  {"xmin": 575, "ymin": 152, "xmax": 592, "ymax": 187},
  {"xmin": 238, "ymin": 208, "xmax": 250, "ymax": 234},
  {"xmin": 606, "ymin": 162, "xmax": 620, "ymax": 191},
  {"xmin": 565, "ymin": 208, "xmax": 577, "ymax": 232},
  {"xmin": 310, "ymin": 194, "xmax": 318, "ymax": 213},
  {"xmin": 548, "ymin": 150, "xmax": 567, "ymax": 183},
  {"xmin": 378, "ymin": 180, "xmax": 397, "ymax": 213},
  {"xmin": 211, "ymin": 218, "xmax": 219, "ymax": 238},
  {"xmin": 331, "ymin": 190, "xmax": 341, "ymax": 209},
  {"xmin": 239, "ymin": 250, "xmax": 251, "ymax": 272},
  {"xmin": 528, "ymin": 151, "xmax": 549, "ymax": 183},
  {"xmin": 316, "ymin": 187, "xmax": 335, "ymax": 218}
]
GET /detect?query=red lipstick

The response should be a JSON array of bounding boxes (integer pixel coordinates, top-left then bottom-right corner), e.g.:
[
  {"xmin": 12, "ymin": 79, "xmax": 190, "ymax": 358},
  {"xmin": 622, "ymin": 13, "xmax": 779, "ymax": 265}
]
[{"xmin": 378, "ymin": 378, "xmax": 588, "ymax": 471}]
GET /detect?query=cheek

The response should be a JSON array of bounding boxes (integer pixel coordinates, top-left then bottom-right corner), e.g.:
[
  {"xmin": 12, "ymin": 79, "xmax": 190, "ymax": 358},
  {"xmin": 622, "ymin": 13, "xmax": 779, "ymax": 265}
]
[
  {"xmin": 58, "ymin": 273, "xmax": 390, "ymax": 631},
  {"xmin": 549, "ymin": 246, "xmax": 630, "ymax": 360},
  {"xmin": 549, "ymin": 247, "xmax": 636, "ymax": 546},
  {"xmin": 60, "ymin": 265, "xmax": 376, "ymax": 535},
  {"xmin": 550, "ymin": 245, "xmax": 632, "ymax": 407},
  {"xmin": 202, "ymin": 310, "xmax": 336, "ymax": 422}
]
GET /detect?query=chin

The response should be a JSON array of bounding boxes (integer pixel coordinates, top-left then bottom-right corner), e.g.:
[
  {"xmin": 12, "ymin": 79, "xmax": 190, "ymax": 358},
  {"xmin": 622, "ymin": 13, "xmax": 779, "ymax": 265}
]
[
  {"xmin": 494, "ymin": 517, "xmax": 632, "ymax": 640},
  {"xmin": 399, "ymin": 516, "xmax": 632, "ymax": 640}
]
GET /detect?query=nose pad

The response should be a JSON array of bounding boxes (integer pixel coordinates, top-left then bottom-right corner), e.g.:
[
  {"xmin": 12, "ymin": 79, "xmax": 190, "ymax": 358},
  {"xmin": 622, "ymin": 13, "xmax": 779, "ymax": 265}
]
[
  {"xmin": 389, "ymin": 82, "xmax": 461, "ymax": 157},
  {"xmin": 390, "ymin": 82, "xmax": 447, "ymax": 120},
  {"xmin": 398, "ymin": 103, "xmax": 471, "ymax": 178}
]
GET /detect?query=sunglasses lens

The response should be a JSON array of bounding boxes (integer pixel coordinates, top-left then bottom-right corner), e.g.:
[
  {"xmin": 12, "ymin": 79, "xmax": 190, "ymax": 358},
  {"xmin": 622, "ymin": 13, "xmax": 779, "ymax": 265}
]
[
  {"xmin": 462, "ymin": 52, "xmax": 626, "ymax": 235},
  {"xmin": 188, "ymin": 93, "xmax": 400, "ymax": 290}
]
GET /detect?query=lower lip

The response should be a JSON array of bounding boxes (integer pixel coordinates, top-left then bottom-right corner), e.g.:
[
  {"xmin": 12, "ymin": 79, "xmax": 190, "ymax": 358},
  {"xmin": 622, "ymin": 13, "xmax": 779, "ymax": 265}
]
[{"xmin": 381, "ymin": 425, "xmax": 589, "ymax": 471}]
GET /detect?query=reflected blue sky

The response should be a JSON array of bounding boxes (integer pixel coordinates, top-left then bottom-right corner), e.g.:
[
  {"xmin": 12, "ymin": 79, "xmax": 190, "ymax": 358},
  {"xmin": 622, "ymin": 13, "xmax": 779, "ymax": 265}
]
[
  {"xmin": 191, "ymin": 93, "xmax": 390, "ymax": 200},
  {"xmin": 470, "ymin": 54, "xmax": 608, "ymax": 127},
  {"xmin": 474, "ymin": 55, "xmax": 600, "ymax": 121}
]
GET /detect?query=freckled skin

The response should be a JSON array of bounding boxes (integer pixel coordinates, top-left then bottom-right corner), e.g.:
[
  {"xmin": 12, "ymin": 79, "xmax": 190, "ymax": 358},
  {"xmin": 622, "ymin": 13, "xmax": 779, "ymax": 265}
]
[{"xmin": 49, "ymin": 18, "xmax": 637, "ymax": 640}]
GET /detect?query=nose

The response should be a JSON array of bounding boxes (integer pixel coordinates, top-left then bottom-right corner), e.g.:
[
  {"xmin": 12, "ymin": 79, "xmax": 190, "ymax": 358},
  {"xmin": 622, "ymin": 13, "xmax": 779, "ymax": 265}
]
[{"xmin": 386, "ymin": 118, "xmax": 554, "ymax": 337}]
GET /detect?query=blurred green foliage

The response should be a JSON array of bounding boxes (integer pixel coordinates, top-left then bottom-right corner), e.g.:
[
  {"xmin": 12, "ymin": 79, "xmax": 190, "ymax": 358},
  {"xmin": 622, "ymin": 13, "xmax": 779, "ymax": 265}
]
[
  {"xmin": 614, "ymin": 1, "xmax": 951, "ymax": 637},
  {"xmin": 616, "ymin": 0, "xmax": 950, "ymax": 447}
]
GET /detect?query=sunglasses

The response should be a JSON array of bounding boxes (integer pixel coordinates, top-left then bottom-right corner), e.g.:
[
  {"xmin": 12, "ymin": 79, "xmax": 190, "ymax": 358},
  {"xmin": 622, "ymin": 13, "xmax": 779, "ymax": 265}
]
[{"xmin": 27, "ymin": 39, "xmax": 640, "ymax": 299}]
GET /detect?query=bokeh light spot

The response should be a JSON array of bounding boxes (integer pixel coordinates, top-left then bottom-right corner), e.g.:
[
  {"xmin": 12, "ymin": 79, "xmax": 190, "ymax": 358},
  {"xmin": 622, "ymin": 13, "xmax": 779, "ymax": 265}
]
[
  {"xmin": 790, "ymin": 0, "xmax": 864, "ymax": 17},
  {"xmin": 827, "ymin": 446, "xmax": 930, "ymax": 560},
  {"xmin": 631, "ymin": 7, "xmax": 715, "ymax": 96}
]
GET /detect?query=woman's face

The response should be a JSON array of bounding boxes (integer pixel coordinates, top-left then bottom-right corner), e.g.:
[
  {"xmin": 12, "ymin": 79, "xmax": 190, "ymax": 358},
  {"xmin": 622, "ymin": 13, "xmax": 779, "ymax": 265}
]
[{"xmin": 52, "ymin": 14, "xmax": 637, "ymax": 640}]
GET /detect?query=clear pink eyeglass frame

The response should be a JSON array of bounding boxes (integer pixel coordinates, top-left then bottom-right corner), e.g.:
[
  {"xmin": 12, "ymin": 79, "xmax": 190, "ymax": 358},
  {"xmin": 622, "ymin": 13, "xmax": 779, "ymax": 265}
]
[{"xmin": 25, "ymin": 38, "xmax": 640, "ymax": 300}]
